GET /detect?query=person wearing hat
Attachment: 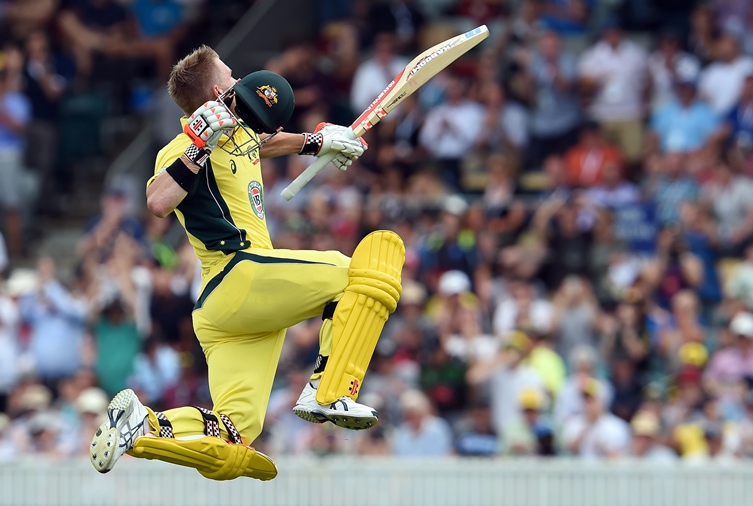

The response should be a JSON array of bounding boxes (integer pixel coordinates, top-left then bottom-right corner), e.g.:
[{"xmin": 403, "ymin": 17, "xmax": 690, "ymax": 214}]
[
  {"xmin": 648, "ymin": 63, "xmax": 719, "ymax": 155},
  {"xmin": 705, "ymin": 312, "xmax": 753, "ymax": 399},
  {"xmin": 630, "ymin": 410, "xmax": 677, "ymax": 462},
  {"xmin": 502, "ymin": 388, "xmax": 555, "ymax": 456},
  {"xmin": 561, "ymin": 378, "xmax": 631, "ymax": 459},
  {"xmin": 91, "ymin": 45, "xmax": 405, "ymax": 482}
]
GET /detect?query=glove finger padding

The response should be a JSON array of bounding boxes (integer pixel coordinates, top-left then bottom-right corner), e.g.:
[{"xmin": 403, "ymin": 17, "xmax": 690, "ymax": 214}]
[
  {"xmin": 333, "ymin": 153, "xmax": 353, "ymax": 171},
  {"xmin": 184, "ymin": 101, "xmax": 238, "ymax": 150}
]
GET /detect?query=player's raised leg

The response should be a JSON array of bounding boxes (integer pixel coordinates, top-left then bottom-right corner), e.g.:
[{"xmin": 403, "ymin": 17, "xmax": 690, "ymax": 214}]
[{"xmin": 299, "ymin": 230, "xmax": 405, "ymax": 427}]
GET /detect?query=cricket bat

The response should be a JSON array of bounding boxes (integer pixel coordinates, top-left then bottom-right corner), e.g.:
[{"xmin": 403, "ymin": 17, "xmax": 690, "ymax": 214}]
[{"xmin": 281, "ymin": 25, "xmax": 490, "ymax": 201}]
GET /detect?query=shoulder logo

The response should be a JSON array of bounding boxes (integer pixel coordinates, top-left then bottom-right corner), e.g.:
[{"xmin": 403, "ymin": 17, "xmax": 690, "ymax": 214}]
[
  {"xmin": 256, "ymin": 85, "xmax": 278, "ymax": 107},
  {"xmin": 248, "ymin": 180, "xmax": 265, "ymax": 220}
]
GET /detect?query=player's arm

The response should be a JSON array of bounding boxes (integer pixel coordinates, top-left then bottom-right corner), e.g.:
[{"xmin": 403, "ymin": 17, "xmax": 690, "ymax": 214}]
[
  {"xmin": 146, "ymin": 155, "xmax": 198, "ymax": 218},
  {"xmin": 146, "ymin": 100, "xmax": 237, "ymax": 218},
  {"xmin": 259, "ymin": 123, "xmax": 366, "ymax": 170}
]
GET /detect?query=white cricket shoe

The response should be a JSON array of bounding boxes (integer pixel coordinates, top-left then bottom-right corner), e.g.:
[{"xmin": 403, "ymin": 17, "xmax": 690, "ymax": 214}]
[
  {"xmin": 293, "ymin": 382, "xmax": 378, "ymax": 430},
  {"xmin": 90, "ymin": 388, "xmax": 148, "ymax": 473}
]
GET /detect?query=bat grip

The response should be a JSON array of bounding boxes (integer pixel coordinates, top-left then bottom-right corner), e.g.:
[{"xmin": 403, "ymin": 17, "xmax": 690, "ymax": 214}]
[{"xmin": 281, "ymin": 152, "xmax": 337, "ymax": 201}]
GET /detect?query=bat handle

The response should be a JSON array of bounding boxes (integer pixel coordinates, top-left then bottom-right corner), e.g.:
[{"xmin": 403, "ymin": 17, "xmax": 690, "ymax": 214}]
[{"xmin": 281, "ymin": 152, "xmax": 337, "ymax": 201}]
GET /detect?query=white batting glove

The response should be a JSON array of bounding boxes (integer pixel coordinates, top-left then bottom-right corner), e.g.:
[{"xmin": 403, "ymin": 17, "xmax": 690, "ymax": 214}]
[
  {"xmin": 300, "ymin": 122, "xmax": 368, "ymax": 171},
  {"xmin": 183, "ymin": 101, "xmax": 238, "ymax": 151}
]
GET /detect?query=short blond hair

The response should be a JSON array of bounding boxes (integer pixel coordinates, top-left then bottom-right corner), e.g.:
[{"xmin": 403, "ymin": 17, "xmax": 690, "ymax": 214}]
[{"xmin": 167, "ymin": 45, "xmax": 220, "ymax": 115}]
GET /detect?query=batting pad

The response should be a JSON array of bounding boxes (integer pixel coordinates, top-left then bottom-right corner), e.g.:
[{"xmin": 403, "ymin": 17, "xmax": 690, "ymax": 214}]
[
  {"xmin": 129, "ymin": 436, "xmax": 278, "ymax": 481},
  {"xmin": 316, "ymin": 230, "xmax": 404, "ymax": 404}
]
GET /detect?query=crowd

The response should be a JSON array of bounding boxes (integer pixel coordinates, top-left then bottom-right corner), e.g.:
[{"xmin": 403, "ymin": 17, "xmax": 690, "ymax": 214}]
[{"xmin": 3, "ymin": 0, "xmax": 753, "ymax": 463}]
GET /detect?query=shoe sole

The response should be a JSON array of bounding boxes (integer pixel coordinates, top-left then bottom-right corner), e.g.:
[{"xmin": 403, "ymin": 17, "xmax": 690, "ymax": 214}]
[
  {"xmin": 90, "ymin": 389, "xmax": 137, "ymax": 473},
  {"xmin": 292, "ymin": 406, "xmax": 378, "ymax": 430}
]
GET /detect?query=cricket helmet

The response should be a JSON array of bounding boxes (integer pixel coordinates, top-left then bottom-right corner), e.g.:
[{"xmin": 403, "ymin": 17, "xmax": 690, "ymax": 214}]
[{"xmin": 217, "ymin": 70, "xmax": 295, "ymax": 157}]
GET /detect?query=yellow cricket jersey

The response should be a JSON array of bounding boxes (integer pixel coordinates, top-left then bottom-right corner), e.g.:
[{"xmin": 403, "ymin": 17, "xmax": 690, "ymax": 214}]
[{"xmin": 149, "ymin": 118, "xmax": 273, "ymax": 278}]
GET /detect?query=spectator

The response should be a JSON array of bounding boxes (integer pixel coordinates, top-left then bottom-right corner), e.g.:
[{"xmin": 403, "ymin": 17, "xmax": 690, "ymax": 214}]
[
  {"xmin": 551, "ymin": 276, "xmax": 599, "ymax": 361},
  {"xmin": 0, "ymin": 282, "xmax": 19, "ymax": 412},
  {"xmin": 127, "ymin": 336, "xmax": 180, "ymax": 406},
  {"xmin": 419, "ymin": 75, "xmax": 485, "ymax": 188},
  {"xmin": 705, "ymin": 312, "xmax": 753, "ymax": 399},
  {"xmin": 392, "ymin": 389, "xmax": 453, "ymax": 457},
  {"xmin": 368, "ymin": 0, "xmax": 425, "ymax": 54},
  {"xmin": 0, "ymin": 413, "xmax": 19, "ymax": 462},
  {"xmin": 648, "ymin": 152, "xmax": 700, "ymax": 225},
  {"xmin": 536, "ymin": 0, "xmax": 591, "ymax": 35},
  {"xmin": 22, "ymin": 30, "xmax": 74, "ymax": 213},
  {"xmin": 454, "ymin": 399, "xmax": 499, "ymax": 456},
  {"xmin": 562, "ymin": 378, "xmax": 631, "ymax": 459},
  {"xmin": 502, "ymin": 387, "xmax": 556, "ymax": 456},
  {"xmin": 698, "ymin": 33, "xmax": 753, "ymax": 116},
  {"xmin": 493, "ymin": 280, "xmax": 554, "ymax": 337},
  {"xmin": 350, "ymin": 32, "xmax": 408, "ymax": 115},
  {"xmin": 418, "ymin": 197, "xmax": 478, "ymax": 279},
  {"xmin": 600, "ymin": 299, "xmax": 651, "ymax": 379},
  {"xmin": 564, "ymin": 121, "xmax": 624, "ymax": 188},
  {"xmin": 533, "ymin": 196, "xmax": 595, "ymax": 289},
  {"xmin": 687, "ymin": 3, "xmax": 719, "ymax": 66},
  {"xmin": 77, "ymin": 185, "xmax": 145, "ymax": 262},
  {"xmin": 555, "ymin": 345, "xmax": 614, "ymax": 426},
  {"xmin": 467, "ymin": 330, "xmax": 547, "ymax": 434},
  {"xmin": 702, "ymin": 159, "xmax": 753, "ymax": 255},
  {"xmin": 610, "ymin": 356, "xmax": 644, "ymax": 422},
  {"xmin": 522, "ymin": 30, "xmax": 581, "ymax": 168},
  {"xmin": 724, "ymin": 242, "xmax": 753, "ymax": 312},
  {"xmin": 19, "ymin": 258, "xmax": 89, "ymax": 386},
  {"xmin": 578, "ymin": 19, "xmax": 648, "ymax": 163},
  {"xmin": 649, "ymin": 71, "xmax": 720, "ymax": 155},
  {"xmin": 647, "ymin": 29, "xmax": 701, "ymax": 109},
  {"xmin": 586, "ymin": 161, "xmax": 640, "ymax": 209},
  {"xmin": 723, "ymin": 74, "xmax": 753, "ymax": 160},
  {"xmin": 678, "ymin": 202, "xmax": 722, "ymax": 314},
  {"xmin": 475, "ymin": 80, "xmax": 529, "ymax": 161},
  {"xmin": 0, "ymin": 44, "xmax": 31, "ymax": 258},
  {"xmin": 93, "ymin": 298, "xmax": 141, "ymax": 397},
  {"xmin": 630, "ymin": 410, "xmax": 678, "ymax": 461}
]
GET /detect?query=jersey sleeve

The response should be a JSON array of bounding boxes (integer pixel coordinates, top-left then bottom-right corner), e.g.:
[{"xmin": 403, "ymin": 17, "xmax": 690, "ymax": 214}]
[{"xmin": 147, "ymin": 137, "xmax": 192, "ymax": 189}]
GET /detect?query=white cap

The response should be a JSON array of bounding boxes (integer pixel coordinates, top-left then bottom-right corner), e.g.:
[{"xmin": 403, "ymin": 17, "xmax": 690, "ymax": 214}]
[
  {"xmin": 443, "ymin": 195, "xmax": 468, "ymax": 216},
  {"xmin": 731, "ymin": 312, "xmax": 753, "ymax": 338},
  {"xmin": 76, "ymin": 387, "xmax": 109, "ymax": 415},
  {"xmin": 438, "ymin": 270, "xmax": 471, "ymax": 297}
]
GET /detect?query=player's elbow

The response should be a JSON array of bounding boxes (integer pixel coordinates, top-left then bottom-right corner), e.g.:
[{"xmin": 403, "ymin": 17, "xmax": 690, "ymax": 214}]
[{"xmin": 146, "ymin": 193, "xmax": 173, "ymax": 218}]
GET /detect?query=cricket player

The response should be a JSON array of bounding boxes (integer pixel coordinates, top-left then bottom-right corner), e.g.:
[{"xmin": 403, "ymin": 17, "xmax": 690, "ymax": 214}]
[{"xmin": 89, "ymin": 46, "xmax": 405, "ymax": 481}]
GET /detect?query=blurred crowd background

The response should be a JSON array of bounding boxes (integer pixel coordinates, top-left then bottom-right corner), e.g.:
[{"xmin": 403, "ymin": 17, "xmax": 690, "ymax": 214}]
[{"xmin": 2, "ymin": 0, "xmax": 753, "ymax": 463}]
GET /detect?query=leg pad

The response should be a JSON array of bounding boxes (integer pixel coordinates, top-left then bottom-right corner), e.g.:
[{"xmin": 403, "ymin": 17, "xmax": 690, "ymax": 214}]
[
  {"xmin": 129, "ymin": 436, "xmax": 278, "ymax": 481},
  {"xmin": 316, "ymin": 230, "xmax": 405, "ymax": 404}
]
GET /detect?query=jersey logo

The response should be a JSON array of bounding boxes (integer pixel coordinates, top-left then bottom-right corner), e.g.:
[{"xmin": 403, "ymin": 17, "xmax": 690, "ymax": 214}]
[
  {"xmin": 230, "ymin": 160, "xmax": 237, "ymax": 174},
  {"xmin": 248, "ymin": 180, "xmax": 265, "ymax": 220}
]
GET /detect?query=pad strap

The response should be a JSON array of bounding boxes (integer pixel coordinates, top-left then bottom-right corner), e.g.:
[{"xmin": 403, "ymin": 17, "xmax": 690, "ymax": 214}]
[
  {"xmin": 155, "ymin": 411, "xmax": 175, "ymax": 439},
  {"xmin": 194, "ymin": 406, "xmax": 221, "ymax": 438},
  {"xmin": 193, "ymin": 406, "xmax": 243, "ymax": 444},
  {"xmin": 219, "ymin": 414, "xmax": 243, "ymax": 445}
]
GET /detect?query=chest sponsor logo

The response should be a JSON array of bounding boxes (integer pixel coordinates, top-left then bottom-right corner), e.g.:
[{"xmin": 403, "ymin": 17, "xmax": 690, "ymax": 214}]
[{"xmin": 248, "ymin": 180, "xmax": 265, "ymax": 220}]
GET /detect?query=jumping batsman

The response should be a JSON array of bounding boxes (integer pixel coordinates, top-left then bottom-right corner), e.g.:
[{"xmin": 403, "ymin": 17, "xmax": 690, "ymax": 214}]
[{"xmin": 89, "ymin": 46, "xmax": 405, "ymax": 481}]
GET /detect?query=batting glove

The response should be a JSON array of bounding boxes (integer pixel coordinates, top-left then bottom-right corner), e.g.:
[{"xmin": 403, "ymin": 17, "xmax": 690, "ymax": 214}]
[
  {"xmin": 301, "ymin": 122, "xmax": 368, "ymax": 171},
  {"xmin": 183, "ymin": 101, "xmax": 238, "ymax": 166}
]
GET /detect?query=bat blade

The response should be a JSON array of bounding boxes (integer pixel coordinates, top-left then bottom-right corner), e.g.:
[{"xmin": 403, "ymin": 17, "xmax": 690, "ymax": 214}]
[{"xmin": 282, "ymin": 25, "xmax": 489, "ymax": 201}]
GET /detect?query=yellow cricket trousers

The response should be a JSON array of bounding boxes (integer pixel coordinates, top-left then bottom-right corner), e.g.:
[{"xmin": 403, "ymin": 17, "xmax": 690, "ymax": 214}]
[{"xmin": 156, "ymin": 247, "xmax": 350, "ymax": 444}]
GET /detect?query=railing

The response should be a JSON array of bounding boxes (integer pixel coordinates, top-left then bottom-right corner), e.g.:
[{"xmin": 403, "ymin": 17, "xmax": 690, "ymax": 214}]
[{"xmin": 2, "ymin": 457, "xmax": 752, "ymax": 506}]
